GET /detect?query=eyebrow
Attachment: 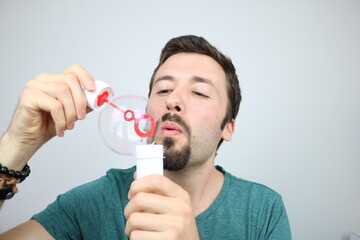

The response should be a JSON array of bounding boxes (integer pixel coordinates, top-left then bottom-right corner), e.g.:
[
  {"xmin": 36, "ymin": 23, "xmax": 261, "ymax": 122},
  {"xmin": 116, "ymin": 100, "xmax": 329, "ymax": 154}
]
[
  {"xmin": 192, "ymin": 76, "xmax": 215, "ymax": 87},
  {"xmin": 154, "ymin": 75, "xmax": 215, "ymax": 88},
  {"xmin": 153, "ymin": 75, "xmax": 174, "ymax": 85}
]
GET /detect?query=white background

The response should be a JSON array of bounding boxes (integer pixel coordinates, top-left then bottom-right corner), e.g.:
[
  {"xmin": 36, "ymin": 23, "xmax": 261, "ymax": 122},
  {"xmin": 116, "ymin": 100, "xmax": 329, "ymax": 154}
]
[{"xmin": 0, "ymin": 1, "xmax": 359, "ymax": 239}]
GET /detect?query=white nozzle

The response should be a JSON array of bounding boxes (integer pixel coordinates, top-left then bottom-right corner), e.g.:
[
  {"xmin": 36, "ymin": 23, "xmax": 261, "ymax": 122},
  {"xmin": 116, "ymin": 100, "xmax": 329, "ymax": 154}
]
[
  {"xmin": 136, "ymin": 144, "xmax": 163, "ymax": 178},
  {"xmin": 84, "ymin": 80, "xmax": 114, "ymax": 111}
]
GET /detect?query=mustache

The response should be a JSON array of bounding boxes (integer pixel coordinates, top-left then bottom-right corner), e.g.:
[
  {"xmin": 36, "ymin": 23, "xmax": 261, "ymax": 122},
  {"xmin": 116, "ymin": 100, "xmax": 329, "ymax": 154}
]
[{"xmin": 159, "ymin": 113, "xmax": 191, "ymax": 136}]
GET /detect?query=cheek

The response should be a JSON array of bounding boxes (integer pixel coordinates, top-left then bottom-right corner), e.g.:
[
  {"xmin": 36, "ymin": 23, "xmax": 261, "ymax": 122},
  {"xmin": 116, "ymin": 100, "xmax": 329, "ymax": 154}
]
[
  {"xmin": 191, "ymin": 113, "xmax": 224, "ymax": 154},
  {"xmin": 146, "ymin": 99, "xmax": 162, "ymax": 117},
  {"xmin": 191, "ymin": 108, "xmax": 223, "ymax": 138},
  {"xmin": 198, "ymin": 105, "xmax": 223, "ymax": 123}
]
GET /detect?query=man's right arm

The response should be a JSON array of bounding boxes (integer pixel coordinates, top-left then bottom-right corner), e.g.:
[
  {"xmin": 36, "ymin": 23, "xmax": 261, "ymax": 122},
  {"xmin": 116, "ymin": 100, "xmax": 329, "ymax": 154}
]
[{"xmin": 0, "ymin": 64, "xmax": 96, "ymax": 238}]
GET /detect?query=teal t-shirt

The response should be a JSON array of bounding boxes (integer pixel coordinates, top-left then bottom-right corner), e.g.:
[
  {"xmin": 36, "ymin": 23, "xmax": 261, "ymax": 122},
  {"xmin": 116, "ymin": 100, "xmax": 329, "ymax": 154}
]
[{"xmin": 32, "ymin": 166, "xmax": 291, "ymax": 239}]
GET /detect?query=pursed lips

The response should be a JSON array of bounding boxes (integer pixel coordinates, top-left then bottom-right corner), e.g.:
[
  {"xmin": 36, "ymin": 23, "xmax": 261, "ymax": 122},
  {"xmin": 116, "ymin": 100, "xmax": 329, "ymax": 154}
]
[{"xmin": 159, "ymin": 122, "xmax": 183, "ymax": 137}]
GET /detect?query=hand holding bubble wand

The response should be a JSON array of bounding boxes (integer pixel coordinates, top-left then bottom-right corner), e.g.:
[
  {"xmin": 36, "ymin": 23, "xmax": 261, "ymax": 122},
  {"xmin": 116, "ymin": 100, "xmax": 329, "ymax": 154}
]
[{"xmin": 84, "ymin": 81, "xmax": 163, "ymax": 178}]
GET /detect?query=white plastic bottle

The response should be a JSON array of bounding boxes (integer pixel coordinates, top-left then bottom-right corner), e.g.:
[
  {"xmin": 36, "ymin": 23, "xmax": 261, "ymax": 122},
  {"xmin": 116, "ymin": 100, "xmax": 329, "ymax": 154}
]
[{"xmin": 136, "ymin": 144, "xmax": 164, "ymax": 178}]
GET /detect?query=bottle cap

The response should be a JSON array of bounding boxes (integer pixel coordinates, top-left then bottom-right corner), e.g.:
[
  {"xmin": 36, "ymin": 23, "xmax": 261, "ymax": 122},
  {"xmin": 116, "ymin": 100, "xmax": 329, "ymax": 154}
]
[
  {"xmin": 136, "ymin": 144, "xmax": 164, "ymax": 178},
  {"xmin": 136, "ymin": 144, "xmax": 164, "ymax": 159},
  {"xmin": 84, "ymin": 80, "xmax": 114, "ymax": 111}
]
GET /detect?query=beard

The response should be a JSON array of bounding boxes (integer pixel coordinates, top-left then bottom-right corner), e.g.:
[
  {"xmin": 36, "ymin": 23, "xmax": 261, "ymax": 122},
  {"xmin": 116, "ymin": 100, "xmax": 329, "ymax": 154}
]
[
  {"xmin": 149, "ymin": 113, "xmax": 192, "ymax": 171},
  {"xmin": 162, "ymin": 136, "xmax": 191, "ymax": 171}
]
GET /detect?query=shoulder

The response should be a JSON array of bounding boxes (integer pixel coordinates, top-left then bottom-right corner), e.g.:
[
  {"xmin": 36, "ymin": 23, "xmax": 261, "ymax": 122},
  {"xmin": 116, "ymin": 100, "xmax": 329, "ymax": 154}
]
[
  {"xmin": 232, "ymin": 174, "xmax": 280, "ymax": 198},
  {"xmin": 218, "ymin": 166, "xmax": 283, "ymax": 205},
  {"xmin": 59, "ymin": 166, "xmax": 136, "ymax": 202}
]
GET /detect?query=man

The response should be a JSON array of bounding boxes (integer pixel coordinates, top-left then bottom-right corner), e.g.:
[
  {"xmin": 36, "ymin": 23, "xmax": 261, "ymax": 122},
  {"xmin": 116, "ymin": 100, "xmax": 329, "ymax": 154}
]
[{"xmin": 0, "ymin": 35, "xmax": 291, "ymax": 239}]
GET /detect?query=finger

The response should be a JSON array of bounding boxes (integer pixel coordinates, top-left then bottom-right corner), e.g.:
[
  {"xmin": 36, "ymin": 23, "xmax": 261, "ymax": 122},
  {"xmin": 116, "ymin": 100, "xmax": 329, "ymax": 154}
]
[
  {"xmin": 127, "ymin": 230, "xmax": 163, "ymax": 240},
  {"xmin": 35, "ymin": 72, "xmax": 89, "ymax": 120},
  {"xmin": 27, "ymin": 87, "xmax": 67, "ymax": 137},
  {"xmin": 60, "ymin": 74, "xmax": 88, "ymax": 120},
  {"xmin": 63, "ymin": 64, "xmax": 95, "ymax": 91},
  {"xmin": 124, "ymin": 192, "xmax": 177, "ymax": 218},
  {"xmin": 128, "ymin": 175, "xmax": 186, "ymax": 199},
  {"xmin": 29, "ymin": 80, "xmax": 77, "ymax": 129},
  {"xmin": 125, "ymin": 212, "xmax": 168, "ymax": 236}
]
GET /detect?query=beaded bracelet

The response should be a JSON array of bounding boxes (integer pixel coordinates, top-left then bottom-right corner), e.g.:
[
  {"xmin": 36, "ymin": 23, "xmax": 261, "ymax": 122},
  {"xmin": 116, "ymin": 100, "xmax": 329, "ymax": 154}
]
[{"xmin": 0, "ymin": 163, "xmax": 30, "ymax": 183}]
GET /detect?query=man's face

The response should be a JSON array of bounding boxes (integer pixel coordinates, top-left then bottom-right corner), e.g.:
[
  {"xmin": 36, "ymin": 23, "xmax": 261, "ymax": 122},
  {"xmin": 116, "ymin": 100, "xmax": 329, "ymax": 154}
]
[{"xmin": 147, "ymin": 53, "xmax": 233, "ymax": 171}]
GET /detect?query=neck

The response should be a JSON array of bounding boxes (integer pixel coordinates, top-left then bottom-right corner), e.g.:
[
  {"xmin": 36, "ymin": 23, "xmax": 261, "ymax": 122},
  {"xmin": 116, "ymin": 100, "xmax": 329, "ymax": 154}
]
[{"xmin": 164, "ymin": 155, "xmax": 224, "ymax": 216}]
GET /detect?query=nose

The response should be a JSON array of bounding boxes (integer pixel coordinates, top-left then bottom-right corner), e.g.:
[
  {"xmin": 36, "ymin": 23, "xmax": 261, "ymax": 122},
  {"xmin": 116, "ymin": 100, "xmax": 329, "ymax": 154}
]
[{"xmin": 165, "ymin": 92, "xmax": 184, "ymax": 113}]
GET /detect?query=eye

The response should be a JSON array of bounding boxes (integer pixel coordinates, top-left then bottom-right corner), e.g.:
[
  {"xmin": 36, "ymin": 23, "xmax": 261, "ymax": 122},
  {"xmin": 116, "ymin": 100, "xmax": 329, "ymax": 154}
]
[
  {"xmin": 192, "ymin": 91, "xmax": 209, "ymax": 98},
  {"xmin": 157, "ymin": 89, "xmax": 172, "ymax": 95}
]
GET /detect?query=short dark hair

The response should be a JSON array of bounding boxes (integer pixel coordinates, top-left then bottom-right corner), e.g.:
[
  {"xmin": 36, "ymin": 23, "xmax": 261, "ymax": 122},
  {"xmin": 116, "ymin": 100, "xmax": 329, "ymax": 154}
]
[{"xmin": 148, "ymin": 35, "xmax": 242, "ymax": 149}]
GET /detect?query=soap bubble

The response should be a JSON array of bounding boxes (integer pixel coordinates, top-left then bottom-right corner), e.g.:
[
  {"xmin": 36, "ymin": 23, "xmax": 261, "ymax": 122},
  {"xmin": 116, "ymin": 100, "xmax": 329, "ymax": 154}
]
[{"xmin": 98, "ymin": 95, "xmax": 156, "ymax": 156}]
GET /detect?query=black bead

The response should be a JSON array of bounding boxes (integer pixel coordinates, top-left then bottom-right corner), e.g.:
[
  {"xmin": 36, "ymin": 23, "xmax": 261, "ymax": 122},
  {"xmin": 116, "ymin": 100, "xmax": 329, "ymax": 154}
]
[
  {"xmin": 0, "ymin": 167, "xmax": 8, "ymax": 174},
  {"xmin": 7, "ymin": 170, "xmax": 15, "ymax": 177},
  {"xmin": 14, "ymin": 171, "xmax": 21, "ymax": 179}
]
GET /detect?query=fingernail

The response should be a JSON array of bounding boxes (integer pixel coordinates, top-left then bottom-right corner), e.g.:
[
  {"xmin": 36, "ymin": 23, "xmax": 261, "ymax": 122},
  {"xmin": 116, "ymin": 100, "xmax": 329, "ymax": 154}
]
[
  {"xmin": 59, "ymin": 130, "xmax": 65, "ymax": 137},
  {"xmin": 78, "ymin": 109, "xmax": 86, "ymax": 120},
  {"xmin": 68, "ymin": 121, "xmax": 75, "ymax": 130},
  {"xmin": 88, "ymin": 81, "xmax": 96, "ymax": 91}
]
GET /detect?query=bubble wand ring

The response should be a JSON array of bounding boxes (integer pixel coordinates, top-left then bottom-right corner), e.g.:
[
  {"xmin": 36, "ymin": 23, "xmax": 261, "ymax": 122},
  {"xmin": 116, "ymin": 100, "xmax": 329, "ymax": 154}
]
[
  {"xmin": 97, "ymin": 92, "xmax": 156, "ymax": 138},
  {"xmin": 124, "ymin": 110, "xmax": 156, "ymax": 138}
]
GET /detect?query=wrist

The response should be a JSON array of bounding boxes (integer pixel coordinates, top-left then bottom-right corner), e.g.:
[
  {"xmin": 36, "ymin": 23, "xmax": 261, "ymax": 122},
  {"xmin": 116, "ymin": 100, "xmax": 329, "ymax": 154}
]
[{"xmin": 0, "ymin": 132, "xmax": 38, "ymax": 170}]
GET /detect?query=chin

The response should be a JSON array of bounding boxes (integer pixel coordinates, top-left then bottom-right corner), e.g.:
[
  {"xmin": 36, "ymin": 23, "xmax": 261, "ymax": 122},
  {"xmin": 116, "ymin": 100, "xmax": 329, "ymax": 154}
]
[{"xmin": 150, "ymin": 134, "xmax": 177, "ymax": 145}]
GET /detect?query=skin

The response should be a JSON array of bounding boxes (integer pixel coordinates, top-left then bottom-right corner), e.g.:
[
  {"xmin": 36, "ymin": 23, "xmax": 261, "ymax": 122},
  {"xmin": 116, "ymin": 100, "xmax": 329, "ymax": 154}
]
[{"xmin": 0, "ymin": 54, "xmax": 235, "ymax": 240}]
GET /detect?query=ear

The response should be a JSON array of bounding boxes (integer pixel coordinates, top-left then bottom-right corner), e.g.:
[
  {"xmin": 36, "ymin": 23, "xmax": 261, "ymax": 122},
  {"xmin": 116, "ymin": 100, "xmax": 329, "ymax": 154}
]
[{"xmin": 221, "ymin": 119, "xmax": 235, "ymax": 141}]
